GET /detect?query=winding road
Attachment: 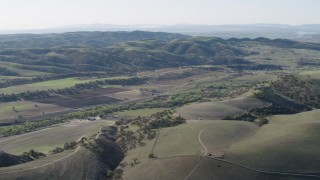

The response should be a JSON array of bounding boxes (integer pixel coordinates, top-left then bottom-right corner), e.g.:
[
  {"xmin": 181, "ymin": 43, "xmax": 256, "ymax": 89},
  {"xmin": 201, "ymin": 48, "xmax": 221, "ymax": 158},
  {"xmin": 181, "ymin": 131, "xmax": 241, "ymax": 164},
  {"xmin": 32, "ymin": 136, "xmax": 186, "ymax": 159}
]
[{"xmin": 183, "ymin": 127, "xmax": 208, "ymax": 180}]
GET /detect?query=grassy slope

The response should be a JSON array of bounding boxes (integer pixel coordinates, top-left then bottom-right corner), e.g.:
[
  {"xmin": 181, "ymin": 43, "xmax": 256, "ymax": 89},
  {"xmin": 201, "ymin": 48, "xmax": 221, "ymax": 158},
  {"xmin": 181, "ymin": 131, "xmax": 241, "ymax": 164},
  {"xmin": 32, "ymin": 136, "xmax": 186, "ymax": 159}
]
[
  {"xmin": 226, "ymin": 110, "xmax": 320, "ymax": 173},
  {"xmin": 123, "ymin": 109, "xmax": 320, "ymax": 179},
  {"xmin": 177, "ymin": 97, "xmax": 270, "ymax": 120},
  {"xmin": 154, "ymin": 121, "xmax": 257, "ymax": 157},
  {"xmin": 0, "ymin": 120, "xmax": 114, "ymax": 154}
]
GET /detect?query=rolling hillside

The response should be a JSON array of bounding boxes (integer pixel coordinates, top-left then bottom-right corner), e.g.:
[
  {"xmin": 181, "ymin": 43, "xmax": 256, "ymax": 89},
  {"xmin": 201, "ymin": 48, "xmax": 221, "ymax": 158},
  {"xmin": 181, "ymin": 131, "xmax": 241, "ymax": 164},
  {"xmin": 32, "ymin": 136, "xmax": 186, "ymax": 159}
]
[{"xmin": 0, "ymin": 37, "xmax": 252, "ymax": 76}]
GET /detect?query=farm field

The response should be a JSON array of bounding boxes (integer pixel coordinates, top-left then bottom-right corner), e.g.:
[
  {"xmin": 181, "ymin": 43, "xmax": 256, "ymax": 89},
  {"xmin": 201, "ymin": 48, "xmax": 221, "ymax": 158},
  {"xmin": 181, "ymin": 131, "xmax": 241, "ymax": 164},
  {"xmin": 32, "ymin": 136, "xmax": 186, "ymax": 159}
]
[
  {"xmin": 0, "ymin": 101, "xmax": 68, "ymax": 122},
  {"xmin": 32, "ymin": 87, "xmax": 128, "ymax": 108},
  {"xmin": 0, "ymin": 119, "xmax": 114, "ymax": 155}
]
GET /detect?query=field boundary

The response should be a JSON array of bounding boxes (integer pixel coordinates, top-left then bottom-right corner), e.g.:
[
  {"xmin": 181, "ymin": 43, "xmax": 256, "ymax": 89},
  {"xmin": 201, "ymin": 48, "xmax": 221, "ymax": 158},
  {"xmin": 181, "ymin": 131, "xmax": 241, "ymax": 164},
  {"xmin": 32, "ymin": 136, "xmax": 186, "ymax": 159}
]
[{"xmin": 151, "ymin": 128, "xmax": 161, "ymax": 155}]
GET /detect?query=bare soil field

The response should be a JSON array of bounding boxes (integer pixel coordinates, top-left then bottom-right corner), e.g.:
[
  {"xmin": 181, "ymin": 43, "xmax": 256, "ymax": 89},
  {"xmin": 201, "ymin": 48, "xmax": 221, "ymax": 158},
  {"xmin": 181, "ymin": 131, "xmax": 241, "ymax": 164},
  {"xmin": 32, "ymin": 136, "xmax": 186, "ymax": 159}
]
[
  {"xmin": 67, "ymin": 87, "xmax": 129, "ymax": 99},
  {"xmin": 34, "ymin": 96, "xmax": 121, "ymax": 108},
  {"xmin": 33, "ymin": 87, "xmax": 127, "ymax": 108}
]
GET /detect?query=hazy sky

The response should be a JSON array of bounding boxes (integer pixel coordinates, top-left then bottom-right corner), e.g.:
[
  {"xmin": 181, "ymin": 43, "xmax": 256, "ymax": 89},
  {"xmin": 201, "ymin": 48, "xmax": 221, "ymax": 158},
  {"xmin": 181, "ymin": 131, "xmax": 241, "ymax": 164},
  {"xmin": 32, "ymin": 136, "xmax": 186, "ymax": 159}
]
[{"xmin": 0, "ymin": 0, "xmax": 319, "ymax": 30}]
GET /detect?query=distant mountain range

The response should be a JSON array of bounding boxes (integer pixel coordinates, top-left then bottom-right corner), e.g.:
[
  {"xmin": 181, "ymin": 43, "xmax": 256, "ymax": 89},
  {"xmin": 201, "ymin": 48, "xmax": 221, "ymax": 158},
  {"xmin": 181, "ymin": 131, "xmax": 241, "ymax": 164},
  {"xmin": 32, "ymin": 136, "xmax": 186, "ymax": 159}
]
[
  {"xmin": 1, "ymin": 24, "xmax": 320, "ymax": 42},
  {"xmin": 0, "ymin": 31, "xmax": 319, "ymax": 76}
]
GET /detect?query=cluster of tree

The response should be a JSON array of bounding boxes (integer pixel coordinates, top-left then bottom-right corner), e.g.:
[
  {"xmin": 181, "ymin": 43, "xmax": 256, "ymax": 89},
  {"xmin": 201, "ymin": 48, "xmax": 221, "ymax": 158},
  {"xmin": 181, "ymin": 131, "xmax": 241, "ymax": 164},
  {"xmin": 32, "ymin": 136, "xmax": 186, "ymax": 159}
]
[
  {"xmin": 116, "ymin": 129, "xmax": 146, "ymax": 153},
  {"xmin": 271, "ymin": 75, "xmax": 320, "ymax": 108},
  {"xmin": 145, "ymin": 83, "xmax": 254, "ymax": 108},
  {"xmin": 148, "ymin": 115, "xmax": 185, "ymax": 129},
  {"xmin": 224, "ymin": 103, "xmax": 303, "ymax": 123},
  {"xmin": 114, "ymin": 110, "xmax": 185, "ymax": 153},
  {"xmin": 223, "ymin": 112, "xmax": 257, "ymax": 122},
  {"xmin": 0, "ymin": 90, "xmax": 50, "ymax": 102},
  {"xmin": 50, "ymin": 141, "xmax": 78, "ymax": 154},
  {"xmin": 129, "ymin": 110, "xmax": 186, "ymax": 130},
  {"xmin": 66, "ymin": 105, "xmax": 132, "ymax": 120},
  {"xmin": 50, "ymin": 147, "xmax": 64, "ymax": 154},
  {"xmin": 107, "ymin": 169, "xmax": 124, "ymax": 180},
  {"xmin": 254, "ymin": 118, "xmax": 269, "ymax": 127},
  {"xmin": 248, "ymin": 105, "xmax": 305, "ymax": 116},
  {"xmin": 254, "ymin": 87, "xmax": 311, "ymax": 113},
  {"xmin": 0, "ymin": 118, "xmax": 64, "ymax": 137},
  {"xmin": 22, "ymin": 149, "xmax": 46, "ymax": 159},
  {"xmin": 223, "ymin": 87, "xmax": 311, "ymax": 123},
  {"xmin": 64, "ymin": 142, "xmax": 77, "ymax": 150},
  {"xmin": 227, "ymin": 64, "xmax": 283, "ymax": 71},
  {"xmin": 201, "ymin": 83, "xmax": 255, "ymax": 99}
]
